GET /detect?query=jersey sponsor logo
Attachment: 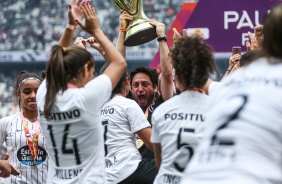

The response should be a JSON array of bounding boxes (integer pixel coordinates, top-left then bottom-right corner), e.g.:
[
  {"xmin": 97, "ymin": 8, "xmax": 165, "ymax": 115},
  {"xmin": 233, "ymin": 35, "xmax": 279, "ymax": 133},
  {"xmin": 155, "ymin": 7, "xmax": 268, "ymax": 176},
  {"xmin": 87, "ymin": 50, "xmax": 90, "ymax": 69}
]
[
  {"xmin": 54, "ymin": 168, "xmax": 83, "ymax": 180},
  {"xmin": 161, "ymin": 174, "xmax": 181, "ymax": 184},
  {"xmin": 17, "ymin": 145, "xmax": 47, "ymax": 166},
  {"xmin": 101, "ymin": 108, "xmax": 115, "ymax": 115},
  {"xmin": 164, "ymin": 113, "xmax": 205, "ymax": 121},
  {"xmin": 39, "ymin": 109, "xmax": 81, "ymax": 120}
]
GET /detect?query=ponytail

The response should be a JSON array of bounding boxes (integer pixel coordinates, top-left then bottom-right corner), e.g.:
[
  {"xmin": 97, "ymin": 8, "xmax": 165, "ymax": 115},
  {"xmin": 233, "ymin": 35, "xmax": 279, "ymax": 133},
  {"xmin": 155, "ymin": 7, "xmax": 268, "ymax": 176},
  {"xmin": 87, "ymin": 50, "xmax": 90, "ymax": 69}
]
[
  {"xmin": 44, "ymin": 45, "xmax": 95, "ymax": 119},
  {"xmin": 44, "ymin": 45, "xmax": 67, "ymax": 119}
]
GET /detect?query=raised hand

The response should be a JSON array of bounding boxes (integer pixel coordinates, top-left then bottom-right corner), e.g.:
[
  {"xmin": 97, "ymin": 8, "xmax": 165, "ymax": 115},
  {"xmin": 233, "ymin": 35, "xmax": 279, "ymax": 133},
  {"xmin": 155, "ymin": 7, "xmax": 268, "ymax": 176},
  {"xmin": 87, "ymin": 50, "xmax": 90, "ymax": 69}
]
[
  {"xmin": 74, "ymin": 37, "xmax": 87, "ymax": 49},
  {"xmin": 254, "ymin": 25, "xmax": 263, "ymax": 37},
  {"xmin": 119, "ymin": 10, "xmax": 133, "ymax": 29},
  {"xmin": 68, "ymin": 0, "xmax": 87, "ymax": 25},
  {"xmin": 87, "ymin": 37, "xmax": 103, "ymax": 52},
  {"xmin": 229, "ymin": 54, "xmax": 242, "ymax": 69},
  {"xmin": 246, "ymin": 31, "xmax": 259, "ymax": 51},
  {"xmin": 172, "ymin": 28, "xmax": 187, "ymax": 44},
  {"xmin": 149, "ymin": 19, "xmax": 165, "ymax": 37},
  {"xmin": 76, "ymin": 3, "xmax": 100, "ymax": 35}
]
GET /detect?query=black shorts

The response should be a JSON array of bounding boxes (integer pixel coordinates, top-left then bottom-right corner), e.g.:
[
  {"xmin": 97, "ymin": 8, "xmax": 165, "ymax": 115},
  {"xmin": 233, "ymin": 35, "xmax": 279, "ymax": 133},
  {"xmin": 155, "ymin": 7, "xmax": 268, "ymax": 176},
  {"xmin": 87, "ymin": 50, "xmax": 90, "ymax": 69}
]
[{"xmin": 118, "ymin": 159, "xmax": 158, "ymax": 184}]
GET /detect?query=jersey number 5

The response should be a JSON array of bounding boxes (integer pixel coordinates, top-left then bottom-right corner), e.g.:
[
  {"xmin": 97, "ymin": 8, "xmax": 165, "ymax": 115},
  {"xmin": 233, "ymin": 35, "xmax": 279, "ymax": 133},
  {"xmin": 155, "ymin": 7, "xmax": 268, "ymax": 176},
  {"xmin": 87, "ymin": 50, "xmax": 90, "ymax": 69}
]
[{"xmin": 173, "ymin": 128, "xmax": 195, "ymax": 172}]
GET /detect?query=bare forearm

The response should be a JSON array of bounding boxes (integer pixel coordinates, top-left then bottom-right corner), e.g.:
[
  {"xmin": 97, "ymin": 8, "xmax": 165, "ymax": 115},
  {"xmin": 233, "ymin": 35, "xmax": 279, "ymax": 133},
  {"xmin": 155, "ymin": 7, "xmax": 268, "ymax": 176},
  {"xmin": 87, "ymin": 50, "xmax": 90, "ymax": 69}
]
[
  {"xmin": 160, "ymin": 41, "xmax": 173, "ymax": 100},
  {"xmin": 116, "ymin": 32, "xmax": 126, "ymax": 58},
  {"xmin": 59, "ymin": 27, "xmax": 76, "ymax": 47},
  {"xmin": 153, "ymin": 143, "xmax": 162, "ymax": 170},
  {"xmin": 93, "ymin": 30, "xmax": 125, "ymax": 65}
]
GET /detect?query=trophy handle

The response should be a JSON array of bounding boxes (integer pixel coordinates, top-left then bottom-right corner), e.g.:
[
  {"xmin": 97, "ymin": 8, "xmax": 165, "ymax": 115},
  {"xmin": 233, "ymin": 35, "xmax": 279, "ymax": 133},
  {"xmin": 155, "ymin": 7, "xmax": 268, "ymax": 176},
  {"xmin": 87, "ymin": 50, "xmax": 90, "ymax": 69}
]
[
  {"xmin": 112, "ymin": 1, "xmax": 128, "ymax": 11},
  {"xmin": 111, "ymin": 0, "xmax": 156, "ymax": 46},
  {"xmin": 135, "ymin": 0, "xmax": 149, "ymax": 19},
  {"xmin": 112, "ymin": 0, "xmax": 148, "ymax": 19}
]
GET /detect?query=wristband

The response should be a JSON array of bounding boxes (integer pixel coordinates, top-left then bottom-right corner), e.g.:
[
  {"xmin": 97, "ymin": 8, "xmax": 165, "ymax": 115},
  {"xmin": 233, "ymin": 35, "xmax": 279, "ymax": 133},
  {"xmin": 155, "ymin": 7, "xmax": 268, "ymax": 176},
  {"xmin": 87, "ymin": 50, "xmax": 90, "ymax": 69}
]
[
  {"xmin": 100, "ymin": 51, "xmax": 105, "ymax": 56},
  {"xmin": 157, "ymin": 35, "xmax": 167, "ymax": 42},
  {"xmin": 66, "ymin": 23, "xmax": 77, "ymax": 31},
  {"xmin": 255, "ymin": 35, "xmax": 262, "ymax": 40},
  {"xmin": 120, "ymin": 28, "xmax": 127, "ymax": 32}
]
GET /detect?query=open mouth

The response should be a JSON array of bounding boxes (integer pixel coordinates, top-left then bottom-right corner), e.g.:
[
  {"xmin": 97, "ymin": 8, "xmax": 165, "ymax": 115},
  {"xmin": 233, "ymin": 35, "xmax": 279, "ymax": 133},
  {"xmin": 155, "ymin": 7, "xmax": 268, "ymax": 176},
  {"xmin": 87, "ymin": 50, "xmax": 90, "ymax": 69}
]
[{"xmin": 138, "ymin": 95, "xmax": 146, "ymax": 104}]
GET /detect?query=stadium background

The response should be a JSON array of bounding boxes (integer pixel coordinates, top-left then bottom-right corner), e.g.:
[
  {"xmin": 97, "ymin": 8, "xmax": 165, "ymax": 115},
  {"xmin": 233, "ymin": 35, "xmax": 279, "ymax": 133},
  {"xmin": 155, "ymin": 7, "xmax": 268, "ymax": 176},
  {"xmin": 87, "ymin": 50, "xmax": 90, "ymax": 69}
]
[
  {"xmin": 1, "ymin": 0, "xmax": 228, "ymax": 118},
  {"xmin": 0, "ymin": 0, "xmax": 229, "ymax": 115},
  {"xmin": 0, "ymin": 1, "xmax": 229, "ymax": 174}
]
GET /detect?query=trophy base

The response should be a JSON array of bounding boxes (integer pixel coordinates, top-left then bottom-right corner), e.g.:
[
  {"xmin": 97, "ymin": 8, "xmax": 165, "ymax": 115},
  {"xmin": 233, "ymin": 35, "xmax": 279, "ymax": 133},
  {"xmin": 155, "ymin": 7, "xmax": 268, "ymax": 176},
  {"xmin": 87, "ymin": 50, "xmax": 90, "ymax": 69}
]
[{"xmin": 124, "ymin": 19, "xmax": 157, "ymax": 47}]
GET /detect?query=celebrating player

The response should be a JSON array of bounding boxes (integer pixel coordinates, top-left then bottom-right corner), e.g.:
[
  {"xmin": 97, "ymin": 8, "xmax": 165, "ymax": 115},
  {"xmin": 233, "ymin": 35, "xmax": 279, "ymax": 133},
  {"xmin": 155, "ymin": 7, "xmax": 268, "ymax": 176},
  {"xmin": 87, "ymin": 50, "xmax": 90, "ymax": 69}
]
[
  {"xmin": 36, "ymin": 1, "xmax": 127, "ymax": 183},
  {"xmin": 0, "ymin": 71, "xmax": 47, "ymax": 183},
  {"xmin": 151, "ymin": 35, "xmax": 216, "ymax": 183},
  {"xmin": 181, "ymin": 3, "xmax": 282, "ymax": 184},
  {"xmin": 100, "ymin": 63, "xmax": 157, "ymax": 184}
]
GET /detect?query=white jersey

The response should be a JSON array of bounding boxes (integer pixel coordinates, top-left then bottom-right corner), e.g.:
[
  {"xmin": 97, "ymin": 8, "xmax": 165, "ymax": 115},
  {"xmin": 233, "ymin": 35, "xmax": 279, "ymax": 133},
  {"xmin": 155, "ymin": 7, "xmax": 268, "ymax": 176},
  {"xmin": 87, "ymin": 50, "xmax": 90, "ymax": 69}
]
[
  {"xmin": 36, "ymin": 75, "xmax": 112, "ymax": 184},
  {"xmin": 181, "ymin": 57, "xmax": 282, "ymax": 184},
  {"xmin": 101, "ymin": 95, "xmax": 150, "ymax": 183},
  {"xmin": 0, "ymin": 112, "xmax": 48, "ymax": 184},
  {"xmin": 208, "ymin": 81, "xmax": 220, "ymax": 96},
  {"xmin": 151, "ymin": 91, "xmax": 209, "ymax": 184}
]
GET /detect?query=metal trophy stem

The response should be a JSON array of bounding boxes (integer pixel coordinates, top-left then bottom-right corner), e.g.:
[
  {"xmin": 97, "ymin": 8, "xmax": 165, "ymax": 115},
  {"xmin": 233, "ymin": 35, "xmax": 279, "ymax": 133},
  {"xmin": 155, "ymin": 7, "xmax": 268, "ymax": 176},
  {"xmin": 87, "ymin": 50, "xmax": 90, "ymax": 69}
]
[{"xmin": 112, "ymin": 0, "xmax": 157, "ymax": 46}]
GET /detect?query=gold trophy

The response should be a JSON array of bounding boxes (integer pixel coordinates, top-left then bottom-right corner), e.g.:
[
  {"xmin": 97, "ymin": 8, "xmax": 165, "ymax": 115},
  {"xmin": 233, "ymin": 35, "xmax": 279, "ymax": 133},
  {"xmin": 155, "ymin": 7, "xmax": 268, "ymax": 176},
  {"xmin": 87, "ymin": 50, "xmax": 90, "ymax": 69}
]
[{"xmin": 112, "ymin": 0, "xmax": 157, "ymax": 46}]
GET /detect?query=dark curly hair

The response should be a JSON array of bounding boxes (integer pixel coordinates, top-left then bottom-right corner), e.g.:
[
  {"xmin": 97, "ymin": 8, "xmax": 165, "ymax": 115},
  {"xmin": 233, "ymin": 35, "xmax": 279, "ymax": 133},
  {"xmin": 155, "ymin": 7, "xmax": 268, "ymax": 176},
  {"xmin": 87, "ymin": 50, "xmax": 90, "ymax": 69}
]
[
  {"xmin": 130, "ymin": 67, "xmax": 158, "ymax": 87},
  {"xmin": 170, "ymin": 36, "xmax": 216, "ymax": 90}
]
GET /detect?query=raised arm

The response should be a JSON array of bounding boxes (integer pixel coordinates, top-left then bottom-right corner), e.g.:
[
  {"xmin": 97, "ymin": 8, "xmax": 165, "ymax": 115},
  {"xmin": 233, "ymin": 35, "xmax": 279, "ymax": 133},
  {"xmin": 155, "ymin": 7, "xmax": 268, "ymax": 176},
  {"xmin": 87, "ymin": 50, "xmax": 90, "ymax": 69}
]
[
  {"xmin": 150, "ymin": 20, "xmax": 173, "ymax": 100},
  {"xmin": 87, "ymin": 36, "xmax": 110, "ymax": 61},
  {"xmin": 116, "ymin": 10, "xmax": 133, "ymax": 58},
  {"xmin": 59, "ymin": 0, "xmax": 84, "ymax": 47},
  {"xmin": 76, "ymin": 3, "xmax": 127, "ymax": 89},
  {"xmin": 221, "ymin": 53, "xmax": 241, "ymax": 81}
]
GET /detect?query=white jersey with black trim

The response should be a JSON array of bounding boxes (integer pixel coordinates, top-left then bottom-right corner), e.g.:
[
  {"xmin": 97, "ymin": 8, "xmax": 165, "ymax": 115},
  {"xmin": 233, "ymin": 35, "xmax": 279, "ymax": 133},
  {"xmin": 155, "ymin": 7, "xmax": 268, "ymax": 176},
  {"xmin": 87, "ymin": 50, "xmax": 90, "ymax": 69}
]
[
  {"xmin": 0, "ymin": 112, "xmax": 48, "ymax": 184},
  {"xmin": 36, "ymin": 74, "xmax": 112, "ymax": 184},
  {"xmin": 101, "ymin": 95, "xmax": 150, "ymax": 183},
  {"xmin": 181, "ymin": 57, "xmax": 282, "ymax": 184},
  {"xmin": 151, "ymin": 91, "xmax": 209, "ymax": 184}
]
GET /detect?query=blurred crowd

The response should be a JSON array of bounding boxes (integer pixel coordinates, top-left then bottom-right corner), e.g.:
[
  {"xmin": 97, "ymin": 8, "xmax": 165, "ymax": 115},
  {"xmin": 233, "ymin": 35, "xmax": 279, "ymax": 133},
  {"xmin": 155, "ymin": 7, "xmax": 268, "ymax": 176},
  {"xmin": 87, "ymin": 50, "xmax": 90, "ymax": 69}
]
[
  {"xmin": 0, "ymin": 73, "xmax": 17, "ymax": 119},
  {"xmin": 0, "ymin": 0, "xmax": 188, "ymax": 51}
]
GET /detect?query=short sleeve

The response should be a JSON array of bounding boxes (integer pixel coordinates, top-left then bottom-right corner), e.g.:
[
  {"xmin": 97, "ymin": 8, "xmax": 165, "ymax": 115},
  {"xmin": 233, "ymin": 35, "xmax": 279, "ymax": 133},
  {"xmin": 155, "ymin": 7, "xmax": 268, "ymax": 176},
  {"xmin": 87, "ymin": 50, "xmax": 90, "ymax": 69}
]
[
  {"xmin": 126, "ymin": 101, "xmax": 150, "ymax": 133},
  {"xmin": 84, "ymin": 74, "xmax": 112, "ymax": 111}
]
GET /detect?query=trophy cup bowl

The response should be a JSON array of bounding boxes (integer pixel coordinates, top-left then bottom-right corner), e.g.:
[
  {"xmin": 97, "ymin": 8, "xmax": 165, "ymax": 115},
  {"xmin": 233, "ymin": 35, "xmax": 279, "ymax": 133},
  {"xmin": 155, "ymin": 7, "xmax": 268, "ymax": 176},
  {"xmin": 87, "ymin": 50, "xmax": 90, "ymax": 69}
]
[{"xmin": 112, "ymin": 0, "xmax": 157, "ymax": 46}]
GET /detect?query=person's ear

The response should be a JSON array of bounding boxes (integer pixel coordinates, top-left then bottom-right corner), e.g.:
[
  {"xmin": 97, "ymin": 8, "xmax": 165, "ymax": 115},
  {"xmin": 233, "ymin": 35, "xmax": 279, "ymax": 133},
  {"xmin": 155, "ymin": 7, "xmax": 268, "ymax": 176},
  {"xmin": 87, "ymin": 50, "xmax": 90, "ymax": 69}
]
[
  {"xmin": 82, "ymin": 63, "xmax": 90, "ymax": 77},
  {"xmin": 16, "ymin": 90, "xmax": 21, "ymax": 100},
  {"xmin": 124, "ymin": 77, "xmax": 130, "ymax": 86},
  {"xmin": 154, "ymin": 86, "xmax": 158, "ymax": 93}
]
